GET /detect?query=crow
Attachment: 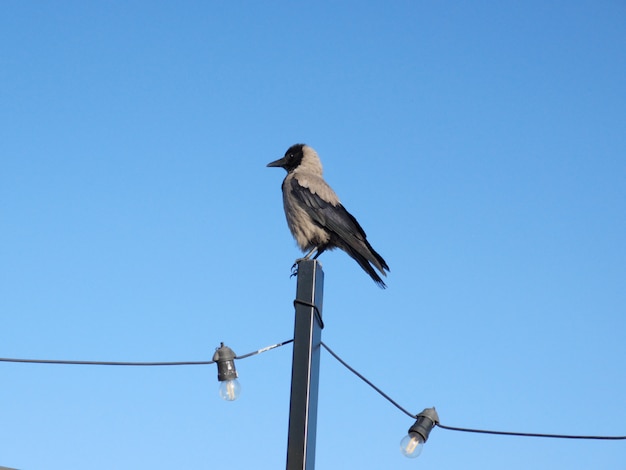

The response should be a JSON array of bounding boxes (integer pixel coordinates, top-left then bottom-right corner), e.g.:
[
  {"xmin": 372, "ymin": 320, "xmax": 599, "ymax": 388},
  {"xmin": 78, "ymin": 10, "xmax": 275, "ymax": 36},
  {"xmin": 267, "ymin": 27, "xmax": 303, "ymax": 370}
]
[{"xmin": 267, "ymin": 143, "xmax": 389, "ymax": 288}]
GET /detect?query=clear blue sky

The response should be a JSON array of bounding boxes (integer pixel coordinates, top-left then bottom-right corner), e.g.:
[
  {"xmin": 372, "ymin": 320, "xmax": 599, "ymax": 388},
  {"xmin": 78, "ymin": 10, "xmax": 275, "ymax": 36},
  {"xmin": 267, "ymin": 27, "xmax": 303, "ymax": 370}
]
[{"xmin": 1, "ymin": 1, "xmax": 625, "ymax": 469}]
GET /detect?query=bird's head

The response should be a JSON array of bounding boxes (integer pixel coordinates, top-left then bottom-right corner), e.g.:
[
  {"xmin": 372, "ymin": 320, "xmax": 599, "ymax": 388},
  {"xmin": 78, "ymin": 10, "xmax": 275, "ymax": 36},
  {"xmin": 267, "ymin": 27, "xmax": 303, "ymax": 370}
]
[{"xmin": 267, "ymin": 144, "xmax": 323, "ymax": 175}]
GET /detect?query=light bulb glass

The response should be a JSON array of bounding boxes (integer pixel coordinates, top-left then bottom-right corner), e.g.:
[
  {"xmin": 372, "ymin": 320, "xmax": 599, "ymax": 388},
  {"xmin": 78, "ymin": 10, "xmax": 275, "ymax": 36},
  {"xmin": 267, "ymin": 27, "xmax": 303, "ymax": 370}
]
[
  {"xmin": 218, "ymin": 378, "xmax": 241, "ymax": 401},
  {"xmin": 400, "ymin": 432, "xmax": 424, "ymax": 458}
]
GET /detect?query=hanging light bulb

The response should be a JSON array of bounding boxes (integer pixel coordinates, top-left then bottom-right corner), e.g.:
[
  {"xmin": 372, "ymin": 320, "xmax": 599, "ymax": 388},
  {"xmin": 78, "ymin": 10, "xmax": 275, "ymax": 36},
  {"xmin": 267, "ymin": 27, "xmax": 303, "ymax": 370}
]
[
  {"xmin": 218, "ymin": 376, "xmax": 241, "ymax": 401},
  {"xmin": 400, "ymin": 407, "xmax": 439, "ymax": 458},
  {"xmin": 213, "ymin": 342, "xmax": 241, "ymax": 401},
  {"xmin": 400, "ymin": 432, "xmax": 425, "ymax": 458}
]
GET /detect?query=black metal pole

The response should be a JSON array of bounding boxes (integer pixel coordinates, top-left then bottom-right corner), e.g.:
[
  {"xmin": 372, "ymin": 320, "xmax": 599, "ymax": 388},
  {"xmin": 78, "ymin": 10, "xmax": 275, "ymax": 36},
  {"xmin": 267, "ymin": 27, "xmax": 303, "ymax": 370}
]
[{"xmin": 286, "ymin": 260, "xmax": 324, "ymax": 470}]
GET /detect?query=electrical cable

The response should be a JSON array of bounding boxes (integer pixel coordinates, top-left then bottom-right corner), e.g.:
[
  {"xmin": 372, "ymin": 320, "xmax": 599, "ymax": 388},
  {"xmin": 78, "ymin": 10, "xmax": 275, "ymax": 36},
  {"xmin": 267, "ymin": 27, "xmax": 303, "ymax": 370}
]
[
  {"xmin": 320, "ymin": 341, "xmax": 416, "ymax": 419},
  {"xmin": 0, "ymin": 339, "xmax": 293, "ymax": 367},
  {"xmin": 234, "ymin": 339, "xmax": 294, "ymax": 360},
  {"xmin": 293, "ymin": 299, "xmax": 324, "ymax": 329},
  {"xmin": 321, "ymin": 341, "xmax": 626, "ymax": 441},
  {"xmin": 0, "ymin": 358, "xmax": 213, "ymax": 366},
  {"xmin": 3, "ymin": 336, "xmax": 625, "ymax": 441},
  {"xmin": 435, "ymin": 423, "xmax": 626, "ymax": 440}
]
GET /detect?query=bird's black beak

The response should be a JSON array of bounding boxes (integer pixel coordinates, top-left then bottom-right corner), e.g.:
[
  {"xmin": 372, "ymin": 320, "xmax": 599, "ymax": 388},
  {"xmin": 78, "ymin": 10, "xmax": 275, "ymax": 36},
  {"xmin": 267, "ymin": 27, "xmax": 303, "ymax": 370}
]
[{"xmin": 266, "ymin": 156, "xmax": 287, "ymax": 168}]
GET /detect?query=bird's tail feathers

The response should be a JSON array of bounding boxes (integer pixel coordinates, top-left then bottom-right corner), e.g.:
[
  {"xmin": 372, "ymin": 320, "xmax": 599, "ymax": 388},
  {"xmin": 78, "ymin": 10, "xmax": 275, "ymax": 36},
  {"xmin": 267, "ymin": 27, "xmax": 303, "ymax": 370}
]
[
  {"xmin": 337, "ymin": 239, "xmax": 389, "ymax": 289},
  {"xmin": 362, "ymin": 239, "xmax": 390, "ymax": 275}
]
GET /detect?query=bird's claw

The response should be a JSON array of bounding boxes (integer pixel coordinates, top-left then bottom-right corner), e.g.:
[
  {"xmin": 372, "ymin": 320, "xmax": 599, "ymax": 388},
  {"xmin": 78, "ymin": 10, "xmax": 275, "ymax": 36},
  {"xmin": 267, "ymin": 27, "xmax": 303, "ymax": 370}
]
[
  {"xmin": 290, "ymin": 260, "xmax": 301, "ymax": 278},
  {"xmin": 290, "ymin": 257, "xmax": 308, "ymax": 278}
]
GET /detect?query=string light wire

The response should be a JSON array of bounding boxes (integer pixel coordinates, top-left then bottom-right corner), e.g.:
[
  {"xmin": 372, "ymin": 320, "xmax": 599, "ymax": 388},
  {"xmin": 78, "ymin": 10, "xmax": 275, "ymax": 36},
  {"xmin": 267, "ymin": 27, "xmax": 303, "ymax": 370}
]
[
  {"xmin": 435, "ymin": 423, "xmax": 626, "ymax": 440},
  {"xmin": 1, "ymin": 337, "xmax": 624, "ymax": 441},
  {"xmin": 320, "ymin": 341, "xmax": 626, "ymax": 441},
  {"xmin": 320, "ymin": 341, "xmax": 415, "ymax": 419},
  {"xmin": 0, "ymin": 339, "xmax": 293, "ymax": 367}
]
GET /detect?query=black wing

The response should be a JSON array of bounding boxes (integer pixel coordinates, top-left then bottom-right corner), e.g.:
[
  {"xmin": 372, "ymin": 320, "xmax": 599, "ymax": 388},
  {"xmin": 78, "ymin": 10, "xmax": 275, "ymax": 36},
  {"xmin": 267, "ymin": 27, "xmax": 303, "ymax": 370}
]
[{"xmin": 289, "ymin": 178, "xmax": 389, "ymax": 287}]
